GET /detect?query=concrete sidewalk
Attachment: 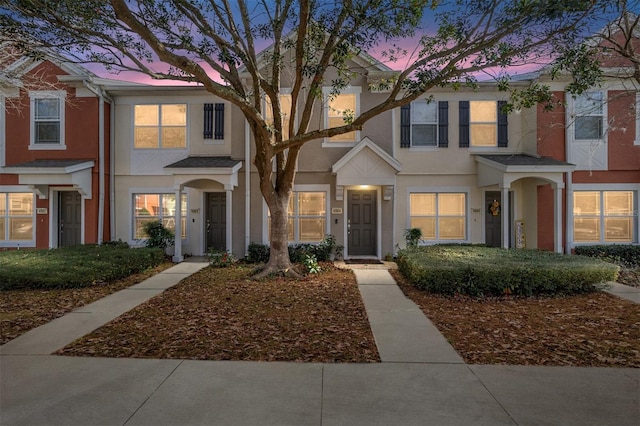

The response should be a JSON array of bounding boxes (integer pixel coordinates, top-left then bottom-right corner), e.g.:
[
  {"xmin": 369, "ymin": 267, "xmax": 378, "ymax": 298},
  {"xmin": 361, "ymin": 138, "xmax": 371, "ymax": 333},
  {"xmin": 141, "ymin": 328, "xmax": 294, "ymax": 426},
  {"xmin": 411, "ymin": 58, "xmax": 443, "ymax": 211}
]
[{"xmin": 1, "ymin": 262, "xmax": 639, "ymax": 425}]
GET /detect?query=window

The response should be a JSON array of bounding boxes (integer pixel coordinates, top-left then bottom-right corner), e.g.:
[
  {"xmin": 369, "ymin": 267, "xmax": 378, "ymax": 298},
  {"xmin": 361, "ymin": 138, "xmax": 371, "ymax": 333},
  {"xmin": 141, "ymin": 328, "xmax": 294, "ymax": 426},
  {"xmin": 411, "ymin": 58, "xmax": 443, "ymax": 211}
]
[
  {"xmin": 411, "ymin": 101, "xmax": 438, "ymax": 146},
  {"xmin": 134, "ymin": 104, "xmax": 187, "ymax": 149},
  {"xmin": 324, "ymin": 88, "xmax": 360, "ymax": 144},
  {"xmin": 410, "ymin": 193, "xmax": 466, "ymax": 241},
  {"xmin": 459, "ymin": 100, "xmax": 507, "ymax": 148},
  {"xmin": 574, "ymin": 92, "xmax": 603, "ymax": 140},
  {"xmin": 265, "ymin": 94, "xmax": 292, "ymax": 141},
  {"xmin": 470, "ymin": 101, "xmax": 497, "ymax": 147},
  {"xmin": 133, "ymin": 193, "xmax": 187, "ymax": 239},
  {"xmin": 268, "ymin": 191, "xmax": 327, "ymax": 243},
  {"xmin": 573, "ymin": 191, "xmax": 635, "ymax": 243},
  {"xmin": 30, "ymin": 91, "xmax": 65, "ymax": 148},
  {"xmin": 0, "ymin": 193, "xmax": 34, "ymax": 241}
]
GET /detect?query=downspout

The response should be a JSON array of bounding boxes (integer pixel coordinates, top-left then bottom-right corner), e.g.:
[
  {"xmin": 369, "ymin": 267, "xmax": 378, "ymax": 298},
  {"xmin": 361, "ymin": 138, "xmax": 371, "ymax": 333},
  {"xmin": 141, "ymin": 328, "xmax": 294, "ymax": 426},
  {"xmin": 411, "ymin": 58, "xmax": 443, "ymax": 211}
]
[
  {"xmin": 245, "ymin": 119, "xmax": 251, "ymax": 257},
  {"xmin": 565, "ymin": 93, "xmax": 573, "ymax": 254}
]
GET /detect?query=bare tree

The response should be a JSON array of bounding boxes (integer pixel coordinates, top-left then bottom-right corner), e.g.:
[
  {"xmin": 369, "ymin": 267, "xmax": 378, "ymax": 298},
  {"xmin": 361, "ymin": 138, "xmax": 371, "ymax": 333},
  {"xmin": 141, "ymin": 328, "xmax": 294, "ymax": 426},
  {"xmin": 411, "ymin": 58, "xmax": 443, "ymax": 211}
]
[{"xmin": 0, "ymin": 0, "xmax": 614, "ymax": 276}]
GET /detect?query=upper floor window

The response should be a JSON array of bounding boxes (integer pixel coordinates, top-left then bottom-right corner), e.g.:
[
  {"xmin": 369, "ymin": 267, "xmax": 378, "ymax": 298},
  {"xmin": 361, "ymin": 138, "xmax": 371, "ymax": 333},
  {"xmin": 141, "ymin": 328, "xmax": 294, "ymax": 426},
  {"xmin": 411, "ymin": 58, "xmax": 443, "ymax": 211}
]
[
  {"xmin": 573, "ymin": 92, "xmax": 603, "ymax": 140},
  {"xmin": 573, "ymin": 190, "xmax": 635, "ymax": 243},
  {"xmin": 324, "ymin": 87, "xmax": 360, "ymax": 145},
  {"xmin": 400, "ymin": 101, "xmax": 449, "ymax": 148},
  {"xmin": 134, "ymin": 104, "xmax": 187, "ymax": 149},
  {"xmin": 459, "ymin": 100, "xmax": 508, "ymax": 148},
  {"xmin": 409, "ymin": 192, "xmax": 466, "ymax": 241},
  {"xmin": 265, "ymin": 94, "xmax": 292, "ymax": 141},
  {"xmin": 29, "ymin": 91, "xmax": 66, "ymax": 149},
  {"xmin": 0, "ymin": 192, "xmax": 34, "ymax": 242}
]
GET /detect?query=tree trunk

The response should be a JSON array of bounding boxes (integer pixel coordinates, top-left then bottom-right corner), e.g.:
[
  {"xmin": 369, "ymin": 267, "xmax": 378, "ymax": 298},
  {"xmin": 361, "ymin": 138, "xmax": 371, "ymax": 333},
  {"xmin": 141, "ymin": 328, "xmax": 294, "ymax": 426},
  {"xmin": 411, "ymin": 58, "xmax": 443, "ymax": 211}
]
[{"xmin": 253, "ymin": 189, "xmax": 300, "ymax": 279}]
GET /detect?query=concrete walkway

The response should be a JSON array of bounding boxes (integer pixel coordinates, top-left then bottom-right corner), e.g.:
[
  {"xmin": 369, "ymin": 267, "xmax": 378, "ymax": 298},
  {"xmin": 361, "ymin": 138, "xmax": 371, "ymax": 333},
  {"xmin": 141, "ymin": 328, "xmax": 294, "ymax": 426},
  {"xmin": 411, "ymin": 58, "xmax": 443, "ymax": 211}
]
[
  {"xmin": 605, "ymin": 281, "xmax": 640, "ymax": 303},
  {"xmin": 1, "ymin": 261, "xmax": 639, "ymax": 426}
]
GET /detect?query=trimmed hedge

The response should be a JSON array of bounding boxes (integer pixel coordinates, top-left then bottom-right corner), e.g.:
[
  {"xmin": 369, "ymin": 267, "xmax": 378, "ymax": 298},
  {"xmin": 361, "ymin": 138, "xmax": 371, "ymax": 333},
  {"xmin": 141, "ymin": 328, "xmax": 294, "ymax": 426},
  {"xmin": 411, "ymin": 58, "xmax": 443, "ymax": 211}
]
[
  {"xmin": 0, "ymin": 244, "xmax": 165, "ymax": 290},
  {"xmin": 574, "ymin": 245, "xmax": 640, "ymax": 267},
  {"xmin": 246, "ymin": 240, "xmax": 335, "ymax": 264},
  {"xmin": 397, "ymin": 245, "xmax": 618, "ymax": 297}
]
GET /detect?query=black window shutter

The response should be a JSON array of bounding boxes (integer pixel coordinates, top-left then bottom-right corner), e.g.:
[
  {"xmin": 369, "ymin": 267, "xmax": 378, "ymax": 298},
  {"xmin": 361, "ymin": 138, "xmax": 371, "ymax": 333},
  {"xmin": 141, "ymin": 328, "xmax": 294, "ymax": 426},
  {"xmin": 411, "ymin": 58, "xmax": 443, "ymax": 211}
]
[
  {"xmin": 497, "ymin": 101, "xmax": 508, "ymax": 147},
  {"xmin": 214, "ymin": 103, "xmax": 225, "ymax": 140},
  {"xmin": 400, "ymin": 104, "xmax": 411, "ymax": 148},
  {"xmin": 438, "ymin": 101, "xmax": 449, "ymax": 148},
  {"xmin": 203, "ymin": 103, "xmax": 214, "ymax": 139},
  {"xmin": 459, "ymin": 101, "xmax": 469, "ymax": 147}
]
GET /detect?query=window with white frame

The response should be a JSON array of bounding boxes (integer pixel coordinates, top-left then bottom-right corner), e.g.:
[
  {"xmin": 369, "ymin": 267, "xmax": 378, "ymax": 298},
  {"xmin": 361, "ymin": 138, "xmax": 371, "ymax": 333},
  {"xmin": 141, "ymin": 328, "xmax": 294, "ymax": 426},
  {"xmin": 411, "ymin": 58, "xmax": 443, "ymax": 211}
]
[
  {"xmin": 30, "ymin": 91, "xmax": 65, "ymax": 147},
  {"xmin": 134, "ymin": 104, "xmax": 187, "ymax": 149},
  {"xmin": 410, "ymin": 193, "xmax": 466, "ymax": 241},
  {"xmin": 411, "ymin": 100, "xmax": 438, "ymax": 147},
  {"xmin": 573, "ymin": 91, "xmax": 604, "ymax": 140},
  {"xmin": 265, "ymin": 93, "xmax": 292, "ymax": 141},
  {"xmin": 470, "ymin": 101, "xmax": 497, "ymax": 147},
  {"xmin": 324, "ymin": 88, "xmax": 360, "ymax": 144},
  {"xmin": 133, "ymin": 193, "xmax": 187, "ymax": 239},
  {"xmin": 0, "ymin": 192, "xmax": 34, "ymax": 241},
  {"xmin": 573, "ymin": 190, "xmax": 636, "ymax": 243},
  {"xmin": 268, "ymin": 191, "xmax": 327, "ymax": 243}
]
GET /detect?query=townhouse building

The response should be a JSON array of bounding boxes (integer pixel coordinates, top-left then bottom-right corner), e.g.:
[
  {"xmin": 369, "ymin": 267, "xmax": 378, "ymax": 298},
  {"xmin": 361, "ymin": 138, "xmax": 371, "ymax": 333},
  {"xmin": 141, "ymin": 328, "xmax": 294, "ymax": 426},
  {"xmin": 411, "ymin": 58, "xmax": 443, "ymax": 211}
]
[{"xmin": 1, "ymin": 43, "xmax": 637, "ymax": 259}]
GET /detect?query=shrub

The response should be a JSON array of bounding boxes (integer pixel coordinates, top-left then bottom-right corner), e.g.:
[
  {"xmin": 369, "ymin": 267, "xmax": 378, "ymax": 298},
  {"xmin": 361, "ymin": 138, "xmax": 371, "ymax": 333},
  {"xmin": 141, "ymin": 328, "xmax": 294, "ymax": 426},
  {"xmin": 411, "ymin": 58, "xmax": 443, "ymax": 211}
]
[
  {"xmin": 247, "ymin": 242, "xmax": 270, "ymax": 263},
  {"xmin": 208, "ymin": 249, "xmax": 236, "ymax": 268},
  {"xmin": 302, "ymin": 254, "xmax": 321, "ymax": 274},
  {"xmin": 574, "ymin": 245, "xmax": 640, "ymax": 267},
  {"xmin": 404, "ymin": 228, "xmax": 422, "ymax": 248},
  {"xmin": 0, "ymin": 245, "xmax": 165, "ymax": 290},
  {"xmin": 397, "ymin": 245, "xmax": 618, "ymax": 297},
  {"xmin": 142, "ymin": 221, "xmax": 174, "ymax": 249}
]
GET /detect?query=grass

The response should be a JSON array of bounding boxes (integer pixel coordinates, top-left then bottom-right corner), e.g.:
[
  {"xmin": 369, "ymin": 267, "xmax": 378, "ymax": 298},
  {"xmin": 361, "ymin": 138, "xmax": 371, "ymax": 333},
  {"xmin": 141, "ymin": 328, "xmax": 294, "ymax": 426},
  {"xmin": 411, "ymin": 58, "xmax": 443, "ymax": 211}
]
[{"xmin": 0, "ymin": 244, "xmax": 165, "ymax": 290}]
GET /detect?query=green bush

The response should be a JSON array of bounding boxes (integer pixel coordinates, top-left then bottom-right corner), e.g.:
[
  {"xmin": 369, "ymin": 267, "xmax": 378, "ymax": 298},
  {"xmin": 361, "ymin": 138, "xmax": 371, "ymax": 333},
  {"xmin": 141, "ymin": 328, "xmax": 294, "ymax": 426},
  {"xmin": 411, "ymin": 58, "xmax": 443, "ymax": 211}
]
[
  {"xmin": 0, "ymin": 245, "xmax": 165, "ymax": 290},
  {"xmin": 574, "ymin": 245, "xmax": 640, "ymax": 267},
  {"xmin": 142, "ymin": 221, "xmax": 174, "ymax": 249},
  {"xmin": 247, "ymin": 242, "xmax": 270, "ymax": 263},
  {"xmin": 397, "ymin": 245, "xmax": 618, "ymax": 297}
]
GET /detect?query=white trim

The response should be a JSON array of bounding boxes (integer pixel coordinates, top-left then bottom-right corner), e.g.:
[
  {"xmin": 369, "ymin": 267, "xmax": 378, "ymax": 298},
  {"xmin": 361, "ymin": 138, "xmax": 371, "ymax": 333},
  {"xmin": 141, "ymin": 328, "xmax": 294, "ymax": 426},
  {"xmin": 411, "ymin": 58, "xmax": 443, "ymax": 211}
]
[
  {"xmin": 28, "ymin": 90, "xmax": 67, "ymax": 150},
  {"xmin": 49, "ymin": 187, "xmax": 86, "ymax": 248},
  {"xmin": 343, "ymin": 186, "xmax": 382, "ymax": 259},
  {"xmin": 406, "ymin": 186, "xmax": 471, "ymax": 245},
  {"xmin": 635, "ymin": 92, "xmax": 640, "ymax": 146},
  {"xmin": 0, "ymin": 188, "xmax": 36, "ymax": 248},
  {"xmin": 322, "ymin": 86, "xmax": 361, "ymax": 147},
  {"xmin": 566, "ymin": 90, "xmax": 608, "ymax": 170}
]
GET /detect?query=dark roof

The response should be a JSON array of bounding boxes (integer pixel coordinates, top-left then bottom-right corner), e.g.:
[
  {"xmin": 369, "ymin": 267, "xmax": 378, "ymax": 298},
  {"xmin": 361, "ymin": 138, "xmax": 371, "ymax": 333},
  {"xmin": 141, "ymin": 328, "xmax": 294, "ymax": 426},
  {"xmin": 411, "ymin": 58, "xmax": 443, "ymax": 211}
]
[
  {"xmin": 477, "ymin": 154, "xmax": 572, "ymax": 167},
  {"xmin": 5, "ymin": 159, "xmax": 93, "ymax": 168},
  {"xmin": 165, "ymin": 156, "xmax": 241, "ymax": 168}
]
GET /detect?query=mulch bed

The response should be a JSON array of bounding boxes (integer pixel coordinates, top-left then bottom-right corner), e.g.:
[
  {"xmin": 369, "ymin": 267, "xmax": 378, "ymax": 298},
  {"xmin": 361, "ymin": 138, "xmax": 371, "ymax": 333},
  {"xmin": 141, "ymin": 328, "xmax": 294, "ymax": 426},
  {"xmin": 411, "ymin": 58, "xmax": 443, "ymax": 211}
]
[
  {"xmin": 56, "ymin": 264, "xmax": 381, "ymax": 363},
  {"xmin": 0, "ymin": 262, "xmax": 174, "ymax": 345},
  {"xmin": 391, "ymin": 270, "xmax": 640, "ymax": 367}
]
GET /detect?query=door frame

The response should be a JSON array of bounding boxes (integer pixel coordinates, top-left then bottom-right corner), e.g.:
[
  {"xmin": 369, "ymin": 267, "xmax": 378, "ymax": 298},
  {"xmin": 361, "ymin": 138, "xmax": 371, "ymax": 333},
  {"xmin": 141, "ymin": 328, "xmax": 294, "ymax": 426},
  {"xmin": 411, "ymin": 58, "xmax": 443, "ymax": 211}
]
[
  {"xmin": 482, "ymin": 189, "xmax": 514, "ymax": 248},
  {"xmin": 202, "ymin": 190, "xmax": 232, "ymax": 255},
  {"xmin": 344, "ymin": 186, "xmax": 381, "ymax": 259},
  {"xmin": 49, "ymin": 187, "xmax": 85, "ymax": 248}
]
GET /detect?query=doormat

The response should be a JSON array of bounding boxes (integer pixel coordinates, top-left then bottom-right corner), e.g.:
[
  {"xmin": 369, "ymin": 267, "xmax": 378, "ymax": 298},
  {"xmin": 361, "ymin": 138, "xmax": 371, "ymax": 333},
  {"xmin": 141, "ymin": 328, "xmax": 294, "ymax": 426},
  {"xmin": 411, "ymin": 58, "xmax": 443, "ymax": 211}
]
[{"xmin": 344, "ymin": 259, "xmax": 384, "ymax": 265}]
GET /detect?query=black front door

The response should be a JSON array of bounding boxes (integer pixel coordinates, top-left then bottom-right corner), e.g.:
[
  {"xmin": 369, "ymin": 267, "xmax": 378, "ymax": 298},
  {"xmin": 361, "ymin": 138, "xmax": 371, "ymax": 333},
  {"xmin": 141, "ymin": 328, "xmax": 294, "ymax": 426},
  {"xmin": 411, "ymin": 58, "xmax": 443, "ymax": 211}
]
[
  {"xmin": 348, "ymin": 190, "xmax": 376, "ymax": 256},
  {"xmin": 59, "ymin": 191, "xmax": 81, "ymax": 246},
  {"xmin": 205, "ymin": 192, "xmax": 226, "ymax": 251},
  {"xmin": 485, "ymin": 191, "xmax": 502, "ymax": 247}
]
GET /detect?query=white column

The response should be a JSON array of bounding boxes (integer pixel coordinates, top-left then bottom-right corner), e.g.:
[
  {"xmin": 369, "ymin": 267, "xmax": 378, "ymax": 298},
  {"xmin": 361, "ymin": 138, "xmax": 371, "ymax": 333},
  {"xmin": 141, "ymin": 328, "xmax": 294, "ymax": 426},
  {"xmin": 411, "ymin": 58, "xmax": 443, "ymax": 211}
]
[
  {"xmin": 226, "ymin": 187, "xmax": 233, "ymax": 253},
  {"xmin": 172, "ymin": 185, "xmax": 184, "ymax": 263},
  {"xmin": 554, "ymin": 183, "xmax": 564, "ymax": 254},
  {"xmin": 501, "ymin": 186, "xmax": 510, "ymax": 249}
]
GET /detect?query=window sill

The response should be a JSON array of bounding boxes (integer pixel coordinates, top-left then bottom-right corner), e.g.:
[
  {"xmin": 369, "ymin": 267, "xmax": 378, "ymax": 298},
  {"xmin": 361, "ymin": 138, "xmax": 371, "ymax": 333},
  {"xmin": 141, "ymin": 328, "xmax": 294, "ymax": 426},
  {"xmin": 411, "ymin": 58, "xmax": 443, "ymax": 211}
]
[
  {"xmin": 29, "ymin": 144, "xmax": 67, "ymax": 151},
  {"xmin": 409, "ymin": 146, "xmax": 440, "ymax": 152}
]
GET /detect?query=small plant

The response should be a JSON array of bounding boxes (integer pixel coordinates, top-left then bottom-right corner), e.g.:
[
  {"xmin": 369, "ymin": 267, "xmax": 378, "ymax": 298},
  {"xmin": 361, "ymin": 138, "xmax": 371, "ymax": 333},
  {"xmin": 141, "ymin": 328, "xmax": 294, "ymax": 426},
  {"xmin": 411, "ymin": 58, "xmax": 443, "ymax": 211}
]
[
  {"xmin": 404, "ymin": 228, "xmax": 422, "ymax": 248},
  {"xmin": 302, "ymin": 254, "xmax": 321, "ymax": 274},
  {"xmin": 319, "ymin": 234, "xmax": 343, "ymax": 260},
  {"xmin": 209, "ymin": 249, "xmax": 235, "ymax": 268},
  {"xmin": 142, "ymin": 221, "xmax": 174, "ymax": 249}
]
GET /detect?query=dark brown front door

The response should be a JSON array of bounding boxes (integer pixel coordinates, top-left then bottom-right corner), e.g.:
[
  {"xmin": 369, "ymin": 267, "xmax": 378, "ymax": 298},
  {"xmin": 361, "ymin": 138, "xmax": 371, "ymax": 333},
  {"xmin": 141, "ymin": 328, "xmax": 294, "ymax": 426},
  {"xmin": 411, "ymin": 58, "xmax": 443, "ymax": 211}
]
[
  {"xmin": 348, "ymin": 190, "xmax": 376, "ymax": 256},
  {"xmin": 485, "ymin": 191, "xmax": 502, "ymax": 248},
  {"xmin": 205, "ymin": 192, "xmax": 226, "ymax": 251},
  {"xmin": 59, "ymin": 191, "xmax": 81, "ymax": 247}
]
